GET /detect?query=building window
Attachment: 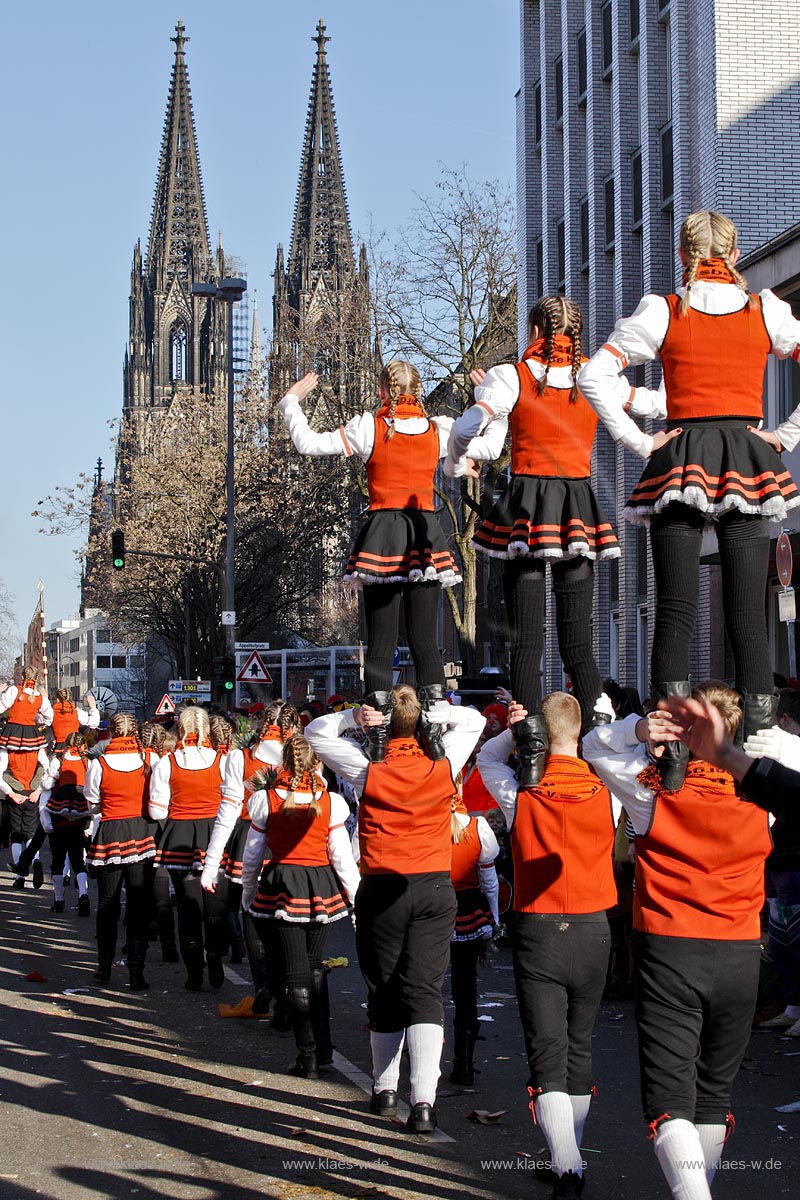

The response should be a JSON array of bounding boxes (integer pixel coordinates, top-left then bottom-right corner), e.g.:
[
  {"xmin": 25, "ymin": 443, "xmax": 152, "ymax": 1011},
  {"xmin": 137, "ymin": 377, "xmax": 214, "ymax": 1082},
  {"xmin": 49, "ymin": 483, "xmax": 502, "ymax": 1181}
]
[
  {"xmin": 658, "ymin": 0, "xmax": 671, "ymax": 17},
  {"xmin": 637, "ymin": 605, "xmax": 649, "ymax": 703},
  {"xmin": 632, "ymin": 148, "xmax": 643, "ymax": 229},
  {"xmin": 69, "ymin": 661, "xmax": 80, "ymax": 677},
  {"xmin": 609, "ymin": 558, "xmax": 619, "ymax": 606},
  {"xmin": 661, "ymin": 123, "xmax": 674, "ymax": 206},
  {"xmin": 170, "ymin": 323, "xmax": 188, "ymax": 382},
  {"xmin": 555, "ymin": 55, "xmax": 564, "ymax": 125},
  {"xmin": 636, "ymin": 524, "xmax": 649, "ymax": 599},
  {"xmin": 630, "ymin": 0, "xmax": 640, "ymax": 44},
  {"xmin": 96, "ymin": 628, "xmax": 112, "ymax": 644},
  {"xmin": 112, "ymin": 655, "xmax": 127, "ymax": 669},
  {"xmin": 534, "ymin": 79, "xmax": 542, "ymax": 146},
  {"xmin": 128, "ymin": 655, "xmax": 145, "ymax": 670},
  {"xmin": 601, "ymin": 1, "xmax": 613, "ymax": 78},
  {"xmin": 610, "ymin": 610, "xmax": 620, "ymax": 681},
  {"xmin": 577, "ymin": 28, "xmax": 587, "ymax": 102},
  {"xmin": 604, "ymin": 176, "xmax": 615, "ymax": 251},
  {"xmin": 69, "ymin": 638, "xmax": 79, "ymax": 653},
  {"xmin": 579, "ymin": 196, "xmax": 590, "ymax": 272},
  {"xmin": 536, "ymin": 239, "xmax": 544, "ymax": 298},
  {"xmin": 777, "ymin": 357, "xmax": 800, "ymax": 423},
  {"xmin": 556, "ymin": 218, "xmax": 566, "ymax": 291},
  {"xmin": 96, "ymin": 656, "xmax": 111, "ymax": 669}
]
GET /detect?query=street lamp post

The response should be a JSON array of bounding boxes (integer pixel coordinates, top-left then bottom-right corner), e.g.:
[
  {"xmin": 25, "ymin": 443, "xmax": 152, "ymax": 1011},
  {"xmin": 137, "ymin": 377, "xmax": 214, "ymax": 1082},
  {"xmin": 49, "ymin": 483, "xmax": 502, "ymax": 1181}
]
[{"xmin": 191, "ymin": 276, "xmax": 247, "ymax": 707}]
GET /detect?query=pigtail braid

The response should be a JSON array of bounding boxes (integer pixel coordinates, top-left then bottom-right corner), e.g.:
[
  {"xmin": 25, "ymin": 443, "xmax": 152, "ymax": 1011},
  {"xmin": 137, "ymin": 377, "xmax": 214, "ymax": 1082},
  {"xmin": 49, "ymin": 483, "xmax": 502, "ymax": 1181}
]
[
  {"xmin": 529, "ymin": 295, "xmax": 584, "ymax": 400},
  {"xmin": 280, "ymin": 734, "xmax": 323, "ymax": 817},
  {"xmin": 378, "ymin": 360, "xmax": 425, "ymax": 440}
]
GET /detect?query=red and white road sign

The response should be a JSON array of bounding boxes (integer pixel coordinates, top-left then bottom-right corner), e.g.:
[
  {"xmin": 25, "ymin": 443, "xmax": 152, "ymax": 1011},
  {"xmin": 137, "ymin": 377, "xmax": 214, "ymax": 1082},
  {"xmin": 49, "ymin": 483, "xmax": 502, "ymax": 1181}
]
[
  {"xmin": 236, "ymin": 650, "xmax": 273, "ymax": 684},
  {"xmin": 155, "ymin": 693, "xmax": 176, "ymax": 716}
]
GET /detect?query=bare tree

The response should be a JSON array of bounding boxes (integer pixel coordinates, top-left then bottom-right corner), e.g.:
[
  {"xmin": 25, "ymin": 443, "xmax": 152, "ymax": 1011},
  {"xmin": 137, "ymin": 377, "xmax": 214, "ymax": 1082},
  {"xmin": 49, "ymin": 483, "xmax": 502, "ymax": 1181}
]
[
  {"xmin": 0, "ymin": 580, "xmax": 20, "ymax": 679},
  {"xmin": 370, "ymin": 165, "xmax": 517, "ymax": 672}
]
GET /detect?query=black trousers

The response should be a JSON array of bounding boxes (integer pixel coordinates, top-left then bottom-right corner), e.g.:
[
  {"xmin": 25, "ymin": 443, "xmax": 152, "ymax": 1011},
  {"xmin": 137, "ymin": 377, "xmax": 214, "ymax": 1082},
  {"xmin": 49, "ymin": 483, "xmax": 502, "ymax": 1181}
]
[
  {"xmin": 258, "ymin": 921, "xmax": 329, "ymax": 990},
  {"xmin": 649, "ymin": 503, "xmax": 772, "ymax": 692},
  {"xmin": 503, "ymin": 556, "xmax": 601, "ymax": 729},
  {"xmin": 450, "ymin": 938, "xmax": 482, "ymax": 1032},
  {"xmin": 169, "ymin": 870, "xmax": 227, "ymax": 965},
  {"xmin": 49, "ymin": 826, "xmax": 88, "ymax": 877},
  {"xmin": 8, "ymin": 799, "xmax": 40, "ymax": 843},
  {"xmin": 95, "ymin": 860, "xmax": 154, "ymax": 963},
  {"xmin": 633, "ymin": 932, "xmax": 761, "ymax": 1124},
  {"xmin": 362, "ymin": 581, "xmax": 444, "ymax": 693},
  {"xmin": 355, "ymin": 871, "xmax": 457, "ymax": 1031},
  {"xmin": 512, "ymin": 912, "xmax": 610, "ymax": 1093}
]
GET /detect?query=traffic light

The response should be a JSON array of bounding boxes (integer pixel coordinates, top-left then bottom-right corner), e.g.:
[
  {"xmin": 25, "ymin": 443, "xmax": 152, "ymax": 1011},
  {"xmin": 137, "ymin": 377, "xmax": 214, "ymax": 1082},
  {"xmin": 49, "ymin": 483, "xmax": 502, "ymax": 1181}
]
[
  {"xmin": 222, "ymin": 653, "xmax": 236, "ymax": 692},
  {"xmin": 111, "ymin": 529, "xmax": 125, "ymax": 570}
]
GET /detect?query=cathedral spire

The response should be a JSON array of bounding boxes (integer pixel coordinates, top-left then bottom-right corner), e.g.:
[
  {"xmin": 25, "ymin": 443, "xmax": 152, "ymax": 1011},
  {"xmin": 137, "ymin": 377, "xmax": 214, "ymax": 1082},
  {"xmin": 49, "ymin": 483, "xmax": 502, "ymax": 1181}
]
[
  {"xmin": 146, "ymin": 20, "xmax": 211, "ymax": 282},
  {"xmin": 246, "ymin": 292, "xmax": 265, "ymax": 400},
  {"xmin": 288, "ymin": 19, "xmax": 355, "ymax": 286}
]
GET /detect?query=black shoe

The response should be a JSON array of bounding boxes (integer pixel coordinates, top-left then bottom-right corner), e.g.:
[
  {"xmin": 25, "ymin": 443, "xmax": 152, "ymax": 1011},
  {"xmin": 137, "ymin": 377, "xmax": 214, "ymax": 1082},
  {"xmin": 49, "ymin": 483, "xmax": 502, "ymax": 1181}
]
[
  {"xmin": 94, "ymin": 963, "xmax": 112, "ymax": 985},
  {"xmin": 553, "ymin": 1172, "xmax": 585, "ymax": 1198},
  {"xmin": 128, "ymin": 968, "xmax": 150, "ymax": 992},
  {"xmin": 207, "ymin": 954, "xmax": 225, "ymax": 989},
  {"xmin": 12, "ymin": 876, "xmax": 25, "ymax": 890},
  {"xmin": 252, "ymin": 989, "xmax": 273, "ymax": 1016},
  {"xmin": 78, "ymin": 895, "xmax": 90, "ymax": 918},
  {"xmin": 50, "ymin": 900, "xmax": 65, "ymax": 913},
  {"xmin": 287, "ymin": 1053, "xmax": 319, "ymax": 1080},
  {"xmin": 185, "ymin": 969, "xmax": 204, "ymax": 991},
  {"xmin": 161, "ymin": 942, "xmax": 180, "ymax": 963},
  {"xmin": 370, "ymin": 1088, "xmax": 398, "ymax": 1116},
  {"xmin": 32, "ymin": 861, "xmax": 44, "ymax": 890},
  {"xmin": 406, "ymin": 1102, "xmax": 437, "ymax": 1133}
]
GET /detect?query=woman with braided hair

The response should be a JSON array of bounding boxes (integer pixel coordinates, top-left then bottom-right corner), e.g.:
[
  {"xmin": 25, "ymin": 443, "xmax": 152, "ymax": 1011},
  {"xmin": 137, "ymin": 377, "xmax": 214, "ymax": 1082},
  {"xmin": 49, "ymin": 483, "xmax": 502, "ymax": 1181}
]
[
  {"xmin": 149, "ymin": 706, "xmax": 226, "ymax": 991},
  {"xmin": 240, "ymin": 733, "xmax": 359, "ymax": 1079},
  {"xmin": 447, "ymin": 297, "xmax": 654, "ymax": 782},
  {"xmin": 580, "ymin": 210, "xmax": 800, "ymax": 790},
  {"xmin": 83, "ymin": 713, "xmax": 156, "ymax": 990},
  {"xmin": 279, "ymin": 362, "xmax": 461, "ymax": 763}
]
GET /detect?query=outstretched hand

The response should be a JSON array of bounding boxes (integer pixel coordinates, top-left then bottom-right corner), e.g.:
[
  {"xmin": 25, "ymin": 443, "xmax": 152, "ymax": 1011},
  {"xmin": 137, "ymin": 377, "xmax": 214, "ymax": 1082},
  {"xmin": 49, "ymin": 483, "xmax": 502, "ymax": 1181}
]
[
  {"xmin": 469, "ymin": 367, "xmax": 487, "ymax": 388},
  {"xmin": 654, "ymin": 695, "xmax": 751, "ymax": 781},
  {"xmin": 507, "ymin": 700, "xmax": 528, "ymax": 727},
  {"xmin": 355, "ymin": 704, "xmax": 386, "ymax": 730},
  {"xmin": 288, "ymin": 372, "xmax": 319, "ymax": 402}
]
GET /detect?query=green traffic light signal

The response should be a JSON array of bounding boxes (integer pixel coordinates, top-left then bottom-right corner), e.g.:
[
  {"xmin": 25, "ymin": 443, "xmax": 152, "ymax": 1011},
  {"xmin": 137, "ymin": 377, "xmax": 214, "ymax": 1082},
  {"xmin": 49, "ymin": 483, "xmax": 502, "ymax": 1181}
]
[
  {"xmin": 224, "ymin": 680, "xmax": 234, "ymax": 691},
  {"xmin": 111, "ymin": 530, "xmax": 125, "ymax": 570}
]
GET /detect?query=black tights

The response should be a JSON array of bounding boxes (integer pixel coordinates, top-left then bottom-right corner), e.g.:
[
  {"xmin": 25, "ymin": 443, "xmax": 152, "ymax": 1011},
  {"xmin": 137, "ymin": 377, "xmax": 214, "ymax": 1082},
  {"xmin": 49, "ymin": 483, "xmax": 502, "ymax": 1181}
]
[
  {"xmin": 362, "ymin": 581, "xmax": 445, "ymax": 693},
  {"xmin": 450, "ymin": 939, "xmax": 482, "ymax": 1032},
  {"xmin": 649, "ymin": 504, "xmax": 772, "ymax": 692},
  {"xmin": 503, "ymin": 556, "xmax": 601, "ymax": 729}
]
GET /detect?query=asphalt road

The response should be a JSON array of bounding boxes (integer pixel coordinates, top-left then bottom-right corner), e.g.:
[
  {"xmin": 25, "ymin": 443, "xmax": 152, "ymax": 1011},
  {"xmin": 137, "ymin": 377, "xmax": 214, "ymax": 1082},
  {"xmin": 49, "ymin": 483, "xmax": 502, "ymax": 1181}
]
[{"xmin": 1, "ymin": 869, "xmax": 798, "ymax": 1200}]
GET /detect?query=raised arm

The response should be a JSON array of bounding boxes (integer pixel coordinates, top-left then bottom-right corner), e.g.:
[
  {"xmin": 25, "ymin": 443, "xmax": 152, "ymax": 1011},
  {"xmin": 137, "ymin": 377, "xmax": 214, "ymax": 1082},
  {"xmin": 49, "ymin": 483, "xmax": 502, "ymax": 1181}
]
[
  {"xmin": 445, "ymin": 364, "xmax": 518, "ymax": 477},
  {"xmin": 279, "ymin": 374, "xmax": 375, "ymax": 459}
]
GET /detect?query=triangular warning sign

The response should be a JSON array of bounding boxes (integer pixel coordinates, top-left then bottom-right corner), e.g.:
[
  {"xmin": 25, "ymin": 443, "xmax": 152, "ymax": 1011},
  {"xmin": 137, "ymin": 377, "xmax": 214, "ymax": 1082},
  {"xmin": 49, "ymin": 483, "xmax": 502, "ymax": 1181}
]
[
  {"xmin": 237, "ymin": 650, "xmax": 272, "ymax": 684},
  {"xmin": 155, "ymin": 693, "xmax": 176, "ymax": 716}
]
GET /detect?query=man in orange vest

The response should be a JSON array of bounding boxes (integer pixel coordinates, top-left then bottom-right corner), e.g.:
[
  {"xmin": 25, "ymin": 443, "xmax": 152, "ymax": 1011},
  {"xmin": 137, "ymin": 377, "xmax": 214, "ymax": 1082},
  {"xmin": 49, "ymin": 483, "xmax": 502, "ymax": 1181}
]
[
  {"xmin": 583, "ymin": 682, "xmax": 773, "ymax": 1200},
  {"xmin": 479, "ymin": 692, "xmax": 616, "ymax": 1200},
  {"xmin": 306, "ymin": 686, "xmax": 484, "ymax": 1134}
]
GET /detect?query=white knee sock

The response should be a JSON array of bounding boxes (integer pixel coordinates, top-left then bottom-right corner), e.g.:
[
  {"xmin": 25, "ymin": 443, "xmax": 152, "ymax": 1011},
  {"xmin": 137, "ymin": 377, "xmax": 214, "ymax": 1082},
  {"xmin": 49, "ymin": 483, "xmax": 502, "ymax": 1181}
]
[
  {"xmin": 535, "ymin": 1091, "xmax": 583, "ymax": 1177},
  {"xmin": 569, "ymin": 1092, "xmax": 592, "ymax": 1149},
  {"xmin": 653, "ymin": 1118, "xmax": 713, "ymax": 1199},
  {"xmin": 52, "ymin": 875, "xmax": 65, "ymax": 902},
  {"xmin": 406, "ymin": 1023, "xmax": 443, "ymax": 1106},
  {"xmin": 370, "ymin": 1030, "xmax": 405, "ymax": 1092},
  {"xmin": 76, "ymin": 872, "xmax": 89, "ymax": 897},
  {"xmin": 696, "ymin": 1123, "xmax": 726, "ymax": 1185}
]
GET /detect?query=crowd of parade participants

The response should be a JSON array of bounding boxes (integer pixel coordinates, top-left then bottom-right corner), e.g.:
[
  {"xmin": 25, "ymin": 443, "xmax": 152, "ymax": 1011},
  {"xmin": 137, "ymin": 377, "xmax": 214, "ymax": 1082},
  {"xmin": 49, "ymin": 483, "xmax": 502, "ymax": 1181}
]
[{"xmin": 3, "ymin": 210, "xmax": 800, "ymax": 1199}]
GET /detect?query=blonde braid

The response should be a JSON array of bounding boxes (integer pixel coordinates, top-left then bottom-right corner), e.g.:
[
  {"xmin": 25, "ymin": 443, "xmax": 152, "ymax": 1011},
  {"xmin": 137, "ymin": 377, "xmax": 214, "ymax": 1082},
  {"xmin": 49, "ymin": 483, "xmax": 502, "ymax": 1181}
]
[
  {"xmin": 529, "ymin": 295, "xmax": 584, "ymax": 400},
  {"xmin": 109, "ymin": 712, "xmax": 151, "ymax": 775},
  {"xmin": 378, "ymin": 360, "xmax": 425, "ymax": 441},
  {"xmin": 280, "ymin": 734, "xmax": 323, "ymax": 817},
  {"xmin": 678, "ymin": 212, "xmax": 708, "ymax": 315}
]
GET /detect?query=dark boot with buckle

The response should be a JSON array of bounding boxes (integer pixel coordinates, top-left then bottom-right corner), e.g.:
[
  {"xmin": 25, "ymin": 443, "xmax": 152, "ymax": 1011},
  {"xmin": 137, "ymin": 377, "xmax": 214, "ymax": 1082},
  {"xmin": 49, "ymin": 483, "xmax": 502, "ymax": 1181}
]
[
  {"xmin": 513, "ymin": 715, "xmax": 549, "ymax": 787},
  {"xmin": 736, "ymin": 691, "xmax": 779, "ymax": 745},
  {"xmin": 450, "ymin": 1025, "xmax": 478, "ymax": 1086},
  {"xmin": 310, "ymin": 966, "xmax": 334, "ymax": 1067},
  {"xmin": 652, "ymin": 681, "xmax": 691, "ymax": 792},
  {"xmin": 286, "ymin": 986, "xmax": 319, "ymax": 1078},
  {"xmin": 127, "ymin": 940, "xmax": 150, "ymax": 992},
  {"xmin": 183, "ymin": 940, "xmax": 205, "ymax": 991},
  {"xmin": 418, "ymin": 683, "xmax": 447, "ymax": 761},
  {"xmin": 362, "ymin": 691, "xmax": 393, "ymax": 763}
]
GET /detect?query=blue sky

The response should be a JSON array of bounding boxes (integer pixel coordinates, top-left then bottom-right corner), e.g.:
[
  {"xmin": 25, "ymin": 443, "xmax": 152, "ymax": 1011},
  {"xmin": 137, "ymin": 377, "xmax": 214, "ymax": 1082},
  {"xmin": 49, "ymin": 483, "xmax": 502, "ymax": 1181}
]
[{"xmin": 0, "ymin": 0, "xmax": 518, "ymax": 640}]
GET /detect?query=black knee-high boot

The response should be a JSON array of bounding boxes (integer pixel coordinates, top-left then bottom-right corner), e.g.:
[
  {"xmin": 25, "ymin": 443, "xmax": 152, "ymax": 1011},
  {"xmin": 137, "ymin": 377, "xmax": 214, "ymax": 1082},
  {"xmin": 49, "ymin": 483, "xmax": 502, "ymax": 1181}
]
[
  {"xmin": 127, "ymin": 940, "xmax": 150, "ymax": 992},
  {"xmin": 418, "ymin": 683, "xmax": 447, "ymax": 761},
  {"xmin": 513, "ymin": 715, "xmax": 549, "ymax": 788},
  {"xmin": 362, "ymin": 691, "xmax": 393, "ymax": 763},
  {"xmin": 450, "ymin": 1024, "xmax": 479, "ymax": 1086},
  {"xmin": 652, "ymin": 681, "xmax": 691, "ymax": 792},
  {"xmin": 286, "ymin": 986, "xmax": 319, "ymax": 1078},
  {"xmin": 310, "ymin": 966, "xmax": 334, "ymax": 1066},
  {"xmin": 736, "ymin": 692, "xmax": 779, "ymax": 745}
]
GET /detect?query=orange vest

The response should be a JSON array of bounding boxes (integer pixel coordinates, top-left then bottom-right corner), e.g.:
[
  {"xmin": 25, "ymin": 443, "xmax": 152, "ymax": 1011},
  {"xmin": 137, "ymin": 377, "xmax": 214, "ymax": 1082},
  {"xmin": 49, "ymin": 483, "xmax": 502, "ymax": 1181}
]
[
  {"xmin": 359, "ymin": 743, "xmax": 455, "ymax": 874},
  {"xmin": 6, "ymin": 690, "xmax": 43, "ymax": 725},
  {"xmin": 511, "ymin": 756, "xmax": 616, "ymax": 914},
  {"xmin": 51, "ymin": 704, "xmax": 80, "ymax": 744},
  {"xmin": 463, "ymin": 765, "xmax": 500, "ymax": 814},
  {"xmin": 366, "ymin": 417, "xmax": 440, "ymax": 511},
  {"xmin": 6, "ymin": 750, "xmax": 42, "ymax": 791},
  {"xmin": 451, "ymin": 817, "xmax": 481, "ymax": 890},
  {"xmin": 57, "ymin": 749, "xmax": 86, "ymax": 790},
  {"xmin": 266, "ymin": 785, "xmax": 331, "ymax": 866},
  {"xmin": 98, "ymin": 752, "xmax": 149, "ymax": 821},
  {"xmin": 240, "ymin": 745, "xmax": 272, "ymax": 822},
  {"xmin": 511, "ymin": 355, "xmax": 597, "ymax": 478},
  {"xmin": 167, "ymin": 753, "xmax": 224, "ymax": 820},
  {"xmin": 634, "ymin": 760, "xmax": 773, "ymax": 939},
  {"xmin": 660, "ymin": 294, "xmax": 770, "ymax": 421}
]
